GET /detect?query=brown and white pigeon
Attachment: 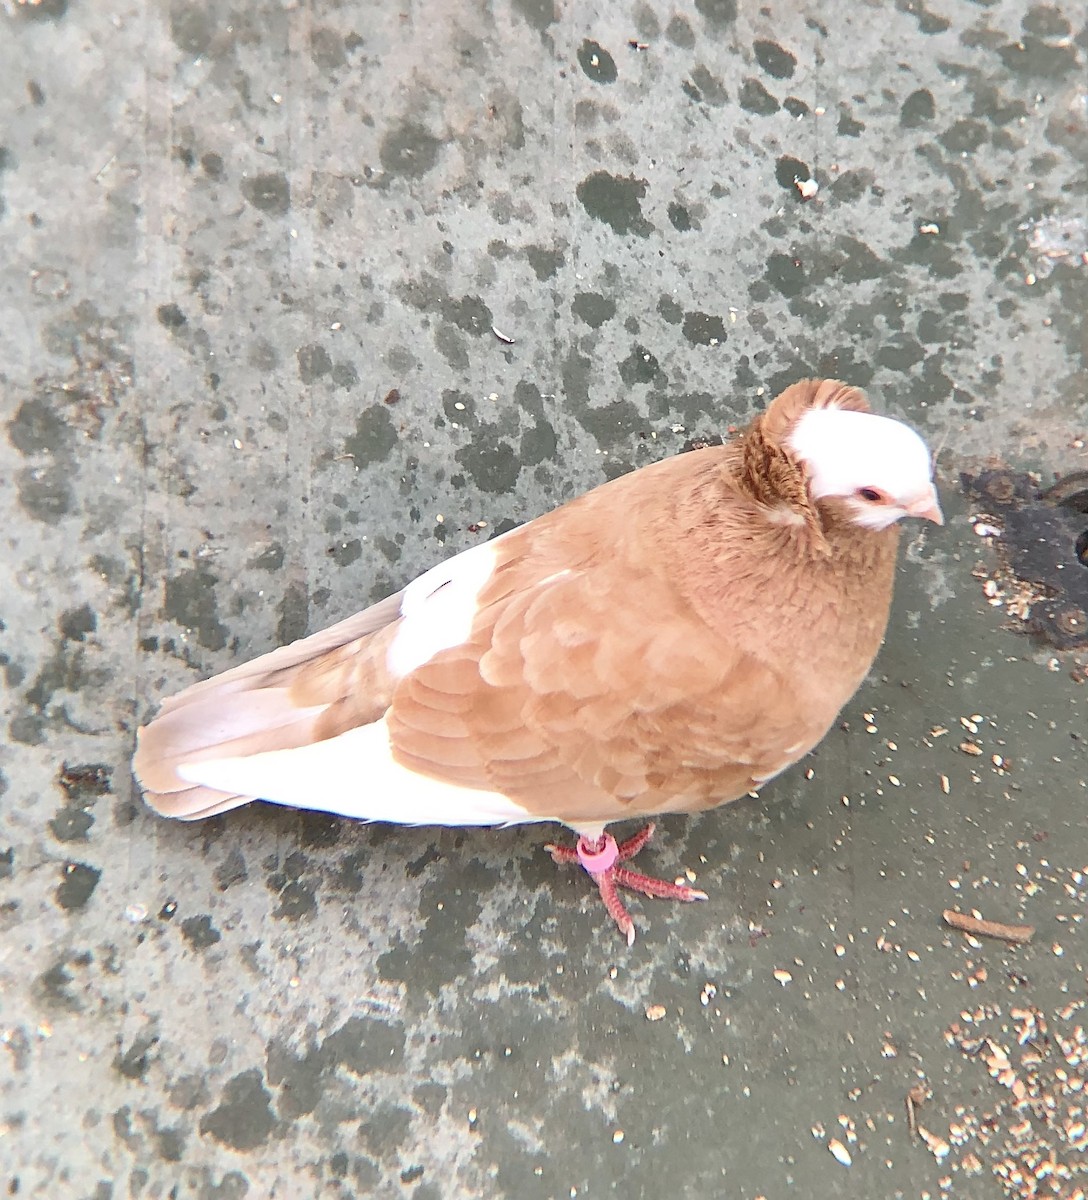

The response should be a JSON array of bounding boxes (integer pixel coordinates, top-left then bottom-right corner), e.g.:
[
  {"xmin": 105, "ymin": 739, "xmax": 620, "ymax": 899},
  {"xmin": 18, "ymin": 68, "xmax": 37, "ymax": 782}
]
[{"xmin": 134, "ymin": 379, "xmax": 942, "ymax": 942}]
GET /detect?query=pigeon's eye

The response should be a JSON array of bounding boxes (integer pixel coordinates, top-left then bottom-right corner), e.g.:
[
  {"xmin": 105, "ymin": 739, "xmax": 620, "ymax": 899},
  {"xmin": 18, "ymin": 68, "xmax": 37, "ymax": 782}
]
[{"xmin": 856, "ymin": 487, "xmax": 883, "ymax": 503}]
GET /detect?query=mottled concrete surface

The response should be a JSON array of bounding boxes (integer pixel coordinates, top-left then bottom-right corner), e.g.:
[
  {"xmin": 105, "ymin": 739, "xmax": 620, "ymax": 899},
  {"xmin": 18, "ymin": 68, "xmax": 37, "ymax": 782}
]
[{"xmin": 1, "ymin": 1, "xmax": 1087, "ymax": 1197}]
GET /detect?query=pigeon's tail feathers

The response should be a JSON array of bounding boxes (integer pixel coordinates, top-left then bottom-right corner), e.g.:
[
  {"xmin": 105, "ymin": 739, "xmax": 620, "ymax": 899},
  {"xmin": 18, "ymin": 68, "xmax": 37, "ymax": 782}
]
[
  {"xmin": 135, "ymin": 687, "xmax": 333, "ymax": 818},
  {"xmin": 134, "ymin": 592, "xmax": 406, "ymax": 820}
]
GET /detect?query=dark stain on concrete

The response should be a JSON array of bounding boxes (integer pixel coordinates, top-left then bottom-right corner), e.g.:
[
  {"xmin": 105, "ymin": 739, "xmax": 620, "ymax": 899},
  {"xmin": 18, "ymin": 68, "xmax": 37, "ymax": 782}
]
[
  {"xmin": 435, "ymin": 324, "xmax": 469, "ymax": 370},
  {"xmin": 738, "ymin": 78, "xmax": 779, "ymax": 115},
  {"xmin": 838, "ymin": 106, "xmax": 865, "ymax": 136},
  {"xmin": 510, "ymin": 0, "xmax": 555, "ymax": 33},
  {"xmin": 443, "ymin": 390, "xmax": 478, "ymax": 428},
  {"xmin": 442, "ymin": 294, "xmax": 493, "ymax": 334},
  {"xmin": 170, "ymin": 5, "xmax": 215, "ymax": 55},
  {"xmin": 901, "ymin": 88, "xmax": 936, "ymax": 127},
  {"xmin": 828, "ymin": 167, "xmax": 875, "ymax": 203},
  {"xmin": 265, "ymin": 1014, "xmax": 407, "ymax": 1119},
  {"xmin": 513, "ymin": 380, "xmax": 545, "ymax": 420},
  {"xmin": 572, "ymin": 292, "xmax": 616, "ymax": 327},
  {"xmin": 455, "ymin": 435, "xmax": 521, "ymax": 494},
  {"xmin": 754, "ymin": 40, "xmax": 796, "ymax": 78},
  {"xmin": 658, "ymin": 295, "xmax": 683, "ymax": 325},
  {"xmin": 833, "ymin": 236, "xmax": 886, "ymax": 282},
  {"xmin": 8, "ymin": 393, "xmax": 72, "ymax": 455},
  {"xmin": 265, "ymin": 1040, "xmax": 326, "ymax": 1118},
  {"xmin": 49, "ymin": 802, "xmax": 95, "ymax": 843},
  {"xmin": 689, "ymin": 65, "xmax": 728, "ymax": 106},
  {"xmin": 999, "ymin": 35, "xmax": 1079, "ymax": 77},
  {"xmin": 297, "ymin": 344, "xmax": 332, "ymax": 382},
  {"xmin": 577, "ymin": 40, "xmax": 617, "ymax": 84},
  {"xmin": 199, "ymin": 1169, "xmax": 250, "ymax": 1199},
  {"xmin": 249, "ymin": 542, "xmax": 285, "ymax": 571},
  {"xmin": 163, "ymin": 566, "xmax": 229, "ymax": 651},
  {"xmin": 877, "ymin": 334, "xmax": 926, "ymax": 371},
  {"xmin": 155, "ymin": 1121, "xmax": 186, "ymax": 1163},
  {"xmin": 325, "ymin": 1015, "xmax": 407, "ymax": 1074},
  {"xmin": 1022, "ymin": 6, "xmax": 1071, "ymax": 36},
  {"xmin": 762, "ymin": 253, "xmax": 806, "ymax": 297},
  {"xmin": 167, "ymin": 1073, "xmax": 210, "ymax": 1112},
  {"xmin": 330, "ymin": 538, "xmax": 362, "ymax": 567},
  {"xmin": 214, "ymin": 848, "xmax": 248, "ymax": 892},
  {"xmin": 115, "ymin": 1034, "xmax": 159, "ymax": 1081},
  {"xmin": 775, "ymin": 155, "xmax": 811, "ymax": 191},
  {"xmin": 299, "ymin": 812, "xmax": 342, "ymax": 849},
  {"xmin": 682, "ymin": 311, "xmax": 727, "ymax": 345},
  {"xmin": 576, "ymin": 172, "xmax": 652, "ymax": 237},
  {"xmin": 19, "ymin": 629, "xmax": 108, "ymax": 741},
  {"xmin": 897, "ymin": 0, "xmax": 949, "ymax": 33},
  {"xmin": 36, "ymin": 952, "xmax": 92, "ymax": 1011},
  {"xmin": 267, "ymin": 851, "xmax": 319, "ymax": 920},
  {"xmin": 200, "ymin": 1070, "xmax": 277, "ymax": 1150},
  {"xmin": 181, "ymin": 914, "xmax": 222, "ymax": 949},
  {"xmin": 380, "ymin": 122, "xmax": 441, "ymax": 179},
  {"xmin": 374, "ymin": 535, "xmax": 402, "ymax": 564},
  {"xmin": 277, "ymin": 579, "xmax": 309, "ymax": 646},
  {"xmin": 0, "ymin": 846, "xmax": 13, "ymax": 880},
  {"xmin": 345, "ymin": 405, "xmax": 398, "ymax": 466},
  {"xmin": 667, "ymin": 202, "xmax": 694, "ymax": 231},
  {"xmin": 666, "ymin": 14, "xmax": 695, "ymax": 46},
  {"xmin": 525, "ymin": 245, "xmax": 564, "ymax": 280},
  {"xmin": 330, "ymin": 850, "xmax": 368, "ymax": 896},
  {"xmin": 17, "ymin": 463, "xmax": 75, "ymax": 524},
  {"xmin": 331, "ymin": 360, "xmax": 359, "ymax": 389},
  {"xmin": 311, "ymin": 27, "xmax": 347, "ymax": 71},
  {"xmin": 241, "ymin": 172, "xmax": 290, "ymax": 215},
  {"xmin": 56, "ymin": 862, "xmax": 101, "ymax": 911},
  {"xmin": 618, "ymin": 344, "xmax": 665, "ymax": 387},
  {"xmin": 577, "ymin": 398, "xmax": 644, "ymax": 449},
  {"xmin": 60, "ymin": 604, "xmax": 96, "ymax": 642},
  {"xmin": 940, "ymin": 117, "xmax": 988, "ymax": 154},
  {"xmin": 358, "ymin": 1103, "xmax": 413, "ymax": 1161},
  {"xmin": 520, "ymin": 420, "xmax": 557, "ymax": 466},
  {"xmin": 694, "ymin": 0, "xmax": 737, "ymax": 29},
  {"xmin": 157, "ymin": 303, "xmax": 188, "ymax": 331}
]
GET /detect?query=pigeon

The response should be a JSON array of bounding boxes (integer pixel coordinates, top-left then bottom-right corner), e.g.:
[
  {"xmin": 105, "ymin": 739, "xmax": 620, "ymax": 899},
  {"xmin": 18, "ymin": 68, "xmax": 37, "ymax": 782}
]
[{"xmin": 135, "ymin": 379, "xmax": 942, "ymax": 943}]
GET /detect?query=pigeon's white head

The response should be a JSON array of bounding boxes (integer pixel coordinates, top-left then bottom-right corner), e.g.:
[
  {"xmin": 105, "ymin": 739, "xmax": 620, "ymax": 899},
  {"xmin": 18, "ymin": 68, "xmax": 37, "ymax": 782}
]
[{"xmin": 787, "ymin": 407, "xmax": 943, "ymax": 531}]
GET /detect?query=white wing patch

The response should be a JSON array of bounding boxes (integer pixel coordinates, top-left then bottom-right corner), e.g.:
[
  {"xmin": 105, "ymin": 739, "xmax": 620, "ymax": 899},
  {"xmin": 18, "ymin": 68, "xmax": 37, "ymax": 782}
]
[
  {"xmin": 386, "ymin": 539, "xmax": 500, "ymax": 678},
  {"xmin": 177, "ymin": 717, "xmax": 541, "ymax": 827}
]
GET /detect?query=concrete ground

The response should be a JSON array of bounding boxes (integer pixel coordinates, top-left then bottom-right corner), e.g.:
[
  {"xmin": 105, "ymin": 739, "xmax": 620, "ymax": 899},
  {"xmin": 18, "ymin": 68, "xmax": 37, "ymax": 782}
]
[{"xmin": 2, "ymin": 1, "xmax": 1086, "ymax": 1197}]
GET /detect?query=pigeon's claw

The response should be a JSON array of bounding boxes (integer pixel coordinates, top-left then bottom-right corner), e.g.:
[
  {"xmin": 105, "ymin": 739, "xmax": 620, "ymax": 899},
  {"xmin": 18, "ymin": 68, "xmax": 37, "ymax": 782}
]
[{"xmin": 547, "ymin": 824, "xmax": 707, "ymax": 944}]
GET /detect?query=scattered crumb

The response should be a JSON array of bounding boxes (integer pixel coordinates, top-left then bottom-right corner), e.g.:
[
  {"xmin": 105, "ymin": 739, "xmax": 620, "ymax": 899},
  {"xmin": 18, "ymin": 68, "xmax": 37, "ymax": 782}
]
[
  {"xmin": 919, "ymin": 1125, "xmax": 951, "ymax": 1162},
  {"xmin": 828, "ymin": 1138, "xmax": 852, "ymax": 1167}
]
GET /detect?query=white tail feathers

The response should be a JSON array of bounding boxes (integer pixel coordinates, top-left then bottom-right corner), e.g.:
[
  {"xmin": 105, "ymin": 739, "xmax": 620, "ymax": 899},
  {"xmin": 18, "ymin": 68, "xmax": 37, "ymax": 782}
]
[{"xmin": 134, "ymin": 592, "xmax": 405, "ymax": 819}]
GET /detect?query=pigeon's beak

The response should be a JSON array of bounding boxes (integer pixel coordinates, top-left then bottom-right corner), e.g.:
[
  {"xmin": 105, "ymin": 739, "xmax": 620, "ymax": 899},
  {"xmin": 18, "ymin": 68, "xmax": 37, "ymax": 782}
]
[{"xmin": 907, "ymin": 486, "xmax": 944, "ymax": 525}]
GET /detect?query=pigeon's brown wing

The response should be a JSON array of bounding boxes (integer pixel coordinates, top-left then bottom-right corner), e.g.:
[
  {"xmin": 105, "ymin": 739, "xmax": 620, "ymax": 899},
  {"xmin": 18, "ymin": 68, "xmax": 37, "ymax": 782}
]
[{"xmin": 386, "ymin": 460, "xmax": 824, "ymax": 827}]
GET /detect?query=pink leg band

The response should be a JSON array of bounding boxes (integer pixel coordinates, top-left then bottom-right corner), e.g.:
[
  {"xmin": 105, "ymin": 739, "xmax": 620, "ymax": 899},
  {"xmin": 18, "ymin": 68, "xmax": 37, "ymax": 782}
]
[{"xmin": 576, "ymin": 833, "xmax": 619, "ymax": 875}]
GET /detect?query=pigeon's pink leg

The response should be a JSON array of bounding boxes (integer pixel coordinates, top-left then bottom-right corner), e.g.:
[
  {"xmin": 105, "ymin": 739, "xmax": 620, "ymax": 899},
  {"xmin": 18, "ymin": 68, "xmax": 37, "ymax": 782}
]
[{"xmin": 545, "ymin": 822, "xmax": 708, "ymax": 945}]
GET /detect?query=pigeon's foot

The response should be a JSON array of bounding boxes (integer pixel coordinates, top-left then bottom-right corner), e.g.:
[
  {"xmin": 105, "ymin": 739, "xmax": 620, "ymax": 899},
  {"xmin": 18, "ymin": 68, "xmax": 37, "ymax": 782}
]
[{"xmin": 545, "ymin": 823, "xmax": 707, "ymax": 946}]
